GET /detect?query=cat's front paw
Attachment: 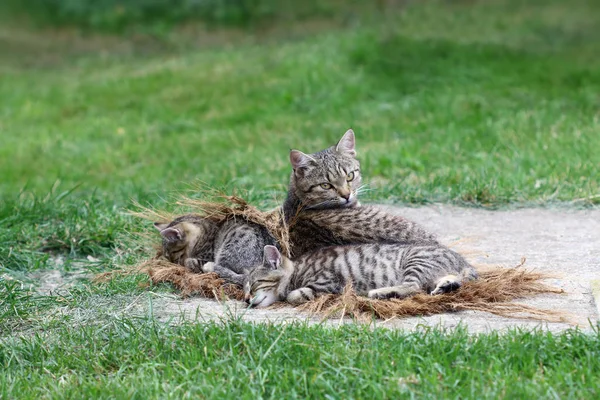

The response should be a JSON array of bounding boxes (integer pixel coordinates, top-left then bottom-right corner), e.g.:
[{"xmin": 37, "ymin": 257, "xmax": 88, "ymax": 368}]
[
  {"xmin": 201, "ymin": 262, "xmax": 215, "ymax": 273},
  {"xmin": 368, "ymin": 287, "xmax": 396, "ymax": 300},
  {"xmin": 368, "ymin": 286, "xmax": 419, "ymax": 300},
  {"xmin": 431, "ymin": 275, "xmax": 460, "ymax": 295},
  {"xmin": 286, "ymin": 288, "xmax": 315, "ymax": 305},
  {"xmin": 184, "ymin": 258, "xmax": 201, "ymax": 273}
]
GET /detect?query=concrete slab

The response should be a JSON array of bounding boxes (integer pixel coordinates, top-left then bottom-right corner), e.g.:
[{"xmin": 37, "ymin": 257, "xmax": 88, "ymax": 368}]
[{"xmin": 147, "ymin": 205, "xmax": 600, "ymax": 333}]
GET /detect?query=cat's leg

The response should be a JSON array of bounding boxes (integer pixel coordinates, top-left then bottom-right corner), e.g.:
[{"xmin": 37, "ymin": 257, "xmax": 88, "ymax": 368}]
[
  {"xmin": 431, "ymin": 275, "xmax": 461, "ymax": 295},
  {"xmin": 431, "ymin": 267, "xmax": 477, "ymax": 295},
  {"xmin": 201, "ymin": 261, "xmax": 215, "ymax": 272},
  {"xmin": 367, "ymin": 282, "xmax": 422, "ymax": 300},
  {"xmin": 201, "ymin": 262, "xmax": 245, "ymax": 286},
  {"xmin": 286, "ymin": 287, "xmax": 316, "ymax": 305},
  {"xmin": 183, "ymin": 258, "xmax": 203, "ymax": 273}
]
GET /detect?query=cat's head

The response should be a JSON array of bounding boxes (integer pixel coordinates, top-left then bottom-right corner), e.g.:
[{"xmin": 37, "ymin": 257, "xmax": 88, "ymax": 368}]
[
  {"xmin": 244, "ymin": 245, "xmax": 288, "ymax": 308},
  {"xmin": 154, "ymin": 215, "xmax": 214, "ymax": 265},
  {"xmin": 289, "ymin": 129, "xmax": 362, "ymax": 210}
]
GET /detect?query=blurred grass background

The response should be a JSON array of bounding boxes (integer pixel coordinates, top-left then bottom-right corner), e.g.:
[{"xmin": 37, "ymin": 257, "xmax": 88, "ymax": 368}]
[
  {"xmin": 1, "ymin": 3, "xmax": 599, "ymax": 397},
  {"xmin": 0, "ymin": 0, "xmax": 599, "ymax": 271}
]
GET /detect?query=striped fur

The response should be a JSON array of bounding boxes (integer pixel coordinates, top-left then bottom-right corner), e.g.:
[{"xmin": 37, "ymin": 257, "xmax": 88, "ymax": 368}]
[
  {"xmin": 282, "ymin": 129, "xmax": 440, "ymax": 257},
  {"xmin": 155, "ymin": 215, "xmax": 278, "ymax": 285},
  {"xmin": 288, "ymin": 206, "xmax": 440, "ymax": 257},
  {"xmin": 283, "ymin": 129, "xmax": 362, "ymax": 221},
  {"xmin": 244, "ymin": 244, "xmax": 478, "ymax": 308}
]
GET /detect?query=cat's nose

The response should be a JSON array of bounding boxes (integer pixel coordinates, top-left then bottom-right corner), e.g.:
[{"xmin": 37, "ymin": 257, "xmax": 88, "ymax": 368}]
[
  {"xmin": 244, "ymin": 293, "xmax": 251, "ymax": 303},
  {"xmin": 339, "ymin": 190, "xmax": 351, "ymax": 200}
]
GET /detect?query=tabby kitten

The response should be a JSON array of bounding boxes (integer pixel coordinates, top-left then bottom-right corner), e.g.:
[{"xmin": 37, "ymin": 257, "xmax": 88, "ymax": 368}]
[
  {"xmin": 155, "ymin": 214, "xmax": 277, "ymax": 286},
  {"xmin": 283, "ymin": 129, "xmax": 362, "ymax": 221},
  {"xmin": 244, "ymin": 244, "xmax": 478, "ymax": 308},
  {"xmin": 282, "ymin": 129, "xmax": 440, "ymax": 257}
]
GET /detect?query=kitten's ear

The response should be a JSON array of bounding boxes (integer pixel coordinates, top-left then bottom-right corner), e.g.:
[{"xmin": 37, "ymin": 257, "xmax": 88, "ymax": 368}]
[
  {"xmin": 335, "ymin": 129, "xmax": 356, "ymax": 157},
  {"xmin": 290, "ymin": 150, "xmax": 314, "ymax": 170},
  {"xmin": 160, "ymin": 227, "xmax": 183, "ymax": 242},
  {"xmin": 154, "ymin": 222, "xmax": 169, "ymax": 231},
  {"xmin": 263, "ymin": 245, "xmax": 282, "ymax": 269}
]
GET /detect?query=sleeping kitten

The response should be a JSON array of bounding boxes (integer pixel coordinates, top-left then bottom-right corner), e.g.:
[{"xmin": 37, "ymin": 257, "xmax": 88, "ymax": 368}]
[
  {"xmin": 154, "ymin": 214, "xmax": 278, "ymax": 286},
  {"xmin": 244, "ymin": 244, "xmax": 478, "ymax": 308},
  {"xmin": 283, "ymin": 129, "xmax": 362, "ymax": 221}
]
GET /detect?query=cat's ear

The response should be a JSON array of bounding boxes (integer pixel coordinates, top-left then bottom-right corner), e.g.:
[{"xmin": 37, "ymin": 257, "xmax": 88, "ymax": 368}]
[
  {"xmin": 160, "ymin": 227, "xmax": 183, "ymax": 242},
  {"xmin": 154, "ymin": 221, "xmax": 169, "ymax": 231},
  {"xmin": 289, "ymin": 150, "xmax": 314, "ymax": 170},
  {"xmin": 263, "ymin": 245, "xmax": 282, "ymax": 269},
  {"xmin": 335, "ymin": 129, "xmax": 356, "ymax": 157}
]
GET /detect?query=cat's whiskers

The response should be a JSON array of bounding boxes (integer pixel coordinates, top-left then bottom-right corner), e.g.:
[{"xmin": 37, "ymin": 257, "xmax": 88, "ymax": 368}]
[{"xmin": 355, "ymin": 184, "xmax": 374, "ymax": 195}]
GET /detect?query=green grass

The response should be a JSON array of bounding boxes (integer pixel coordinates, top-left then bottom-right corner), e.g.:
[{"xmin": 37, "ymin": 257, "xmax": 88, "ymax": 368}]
[
  {"xmin": 1, "ymin": 0, "xmax": 599, "ymax": 397},
  {"xmin": 2, "ymin": 0, "xmax": 351, "ymax": 33},
  {"xmin": 1, "ymin": 319, "xmax": 599, "ymax": 399},
  {"xmin": 0, "ymin": 0, "xmax": 600, "ymax": 205},
  {"xmin": 2, "ymin": 0, "xmax": 599, "ymax": 206},
  {"xmin": 1, "ymin": 0, "xmax": 599, "ymax": 273}
]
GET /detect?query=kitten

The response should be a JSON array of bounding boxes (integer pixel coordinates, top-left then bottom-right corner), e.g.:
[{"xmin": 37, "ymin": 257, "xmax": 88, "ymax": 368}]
[
  {"xmin": 283, "ymin": 129, "xmax": 362, "ymax": 221},
  {"xmin": 282, "ymin": 129, "xmax": 439, "ymax": 257},
  {"xmin": 154, "ymin": 214, "xmax": 278, "ymax": 286},
  {"xmin": 244, "ymin": 245, "xmax": 477, "ymax": 308}
]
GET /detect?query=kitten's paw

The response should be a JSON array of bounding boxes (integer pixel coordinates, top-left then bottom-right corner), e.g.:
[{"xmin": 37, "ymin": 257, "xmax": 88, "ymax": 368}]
[
  {"xmin": 368, "ymin": 285, "xmax": 420, "ymax": 300},
  {"xmin": 184, "ymin": 258, "xmax": 202, "ymax": 272},
  {"xmin": 201, "ymin": 262, "xmax": 215, "ymax": 273},
  {"xmin": 431, "ymin": 275, "xmax": 460, "ymax": 295},
  {"xmin": 286, "ymin": 288, "xmax": 315, "ymax": 305},
  {"xmin": 368, "ymin": 287, "xmax": 398, "ymax": 300}
]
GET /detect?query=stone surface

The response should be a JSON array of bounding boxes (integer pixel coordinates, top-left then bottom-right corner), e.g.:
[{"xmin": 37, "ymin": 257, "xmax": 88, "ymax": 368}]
[{"xmin": 145, "ymin": 206, "xmax": 600, "ymax": 333}]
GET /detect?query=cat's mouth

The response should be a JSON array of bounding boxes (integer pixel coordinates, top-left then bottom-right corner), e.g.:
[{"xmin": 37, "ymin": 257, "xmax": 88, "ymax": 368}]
[
  {"xmin": 340, "ymin": 195, "xmax": 358, "ymax": 207},
  {"xmin": 247, "ymin": 294, "xmax": 267, "ymax": 308}
]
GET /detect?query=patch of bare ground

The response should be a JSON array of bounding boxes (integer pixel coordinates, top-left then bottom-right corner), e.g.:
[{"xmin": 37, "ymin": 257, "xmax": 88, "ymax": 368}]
[
  {"xmin": 28, "ymin": 256, "xmax": 92, "ymax": 295},
  {"xmin": 102, "ymin": 205, "xmax": 600, "ymax": 333}
]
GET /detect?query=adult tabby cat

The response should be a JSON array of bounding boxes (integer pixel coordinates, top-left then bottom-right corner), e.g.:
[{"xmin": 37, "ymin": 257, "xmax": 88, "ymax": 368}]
[
  {"xmin": 244, "ymin": 244, "xmax": 478, "ymax": 308},
  {"xmin": 154, "ymin": 214, "xmax": 277, "ymax": 285},
  {"xmin": 283, "ymin": 129, "xmax": 439, "ymax": 257},
  {"xmin": 283, "ymin": 129, "xmax": 362, "ymax": 220}
]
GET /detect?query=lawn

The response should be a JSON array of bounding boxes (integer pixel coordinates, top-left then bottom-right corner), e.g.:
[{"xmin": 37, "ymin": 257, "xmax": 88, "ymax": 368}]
[
  {"xmin": 1, "ymin": 0, "xmax": 599, "ymax": 398},
  {"xmin": 1, "ymin": 317, "xmax": 599, "ymax": 399}
]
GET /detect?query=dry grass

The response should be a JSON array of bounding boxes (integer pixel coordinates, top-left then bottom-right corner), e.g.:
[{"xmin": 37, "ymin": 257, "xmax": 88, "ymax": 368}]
[
  {"xmin": 117, "ymin": 255, "xmax": 569, "ymax": 323},
  {"xmin": 113, "ymin": 194, "xmax": 569, "ymax": 323},
  {"xmin": 145, "ymin": 261, "xmax": 246, "ymax": 300},
  {"xmin": 130, "ymin": 191, "xmax": 291, "ymax": 257},
  {"xmin": 296, "ymin": 263, "xmax": 567, "ymax": 323}
]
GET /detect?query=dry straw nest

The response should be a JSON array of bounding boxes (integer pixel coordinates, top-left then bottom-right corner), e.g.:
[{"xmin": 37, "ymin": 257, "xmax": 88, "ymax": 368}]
[{"xmin": 99, "ymin": 193, "xmax": 569, "ymax": 324}]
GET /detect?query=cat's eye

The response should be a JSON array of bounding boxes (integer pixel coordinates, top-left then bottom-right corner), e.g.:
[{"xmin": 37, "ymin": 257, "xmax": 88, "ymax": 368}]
[
  {"xmin": 320, "ymin": 183, "xmax": 333, "ymax": 190},
  {"xmin": 346, "ymin": 171, "xmax": 355, "ymax": 182}
]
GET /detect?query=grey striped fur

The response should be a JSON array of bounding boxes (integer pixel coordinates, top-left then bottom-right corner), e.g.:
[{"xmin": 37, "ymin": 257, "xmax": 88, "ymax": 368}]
[
  {"xmin": 283, "ymin": 129, "xmax": 362, "ymax": 221},
  {"xmin": 288, "ymin": 205, "xmax": 440, "ymax": 257},
  {"xmin": 244, "ymin": 244, "xmax": 478, "ymax": 308},
  {"xmin": 282, "ymin": 129, "xmax": 440, "ymax": 257},
  {"xmin": 155, "ymin": 215, "xmax": 278, "ymax": 285}
]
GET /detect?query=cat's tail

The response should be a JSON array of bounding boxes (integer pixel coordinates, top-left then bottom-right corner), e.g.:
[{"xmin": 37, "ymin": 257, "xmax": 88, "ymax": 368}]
[{"xmin": 431, "ymin": 267, "xmax": 478, "ymax": 296}]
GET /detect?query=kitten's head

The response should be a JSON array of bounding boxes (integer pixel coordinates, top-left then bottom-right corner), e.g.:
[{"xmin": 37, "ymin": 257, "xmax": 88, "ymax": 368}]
[
  {"xmin": 289, "ymin": 129, "xmax": 362, "ymax": 210},
  {"xmin": 244, "ymin": 245, "xmax": 287, "ymax": 308},
  {"xmin": 154, "ymin": 215, "xmax": 213, "ymax": 265}
]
